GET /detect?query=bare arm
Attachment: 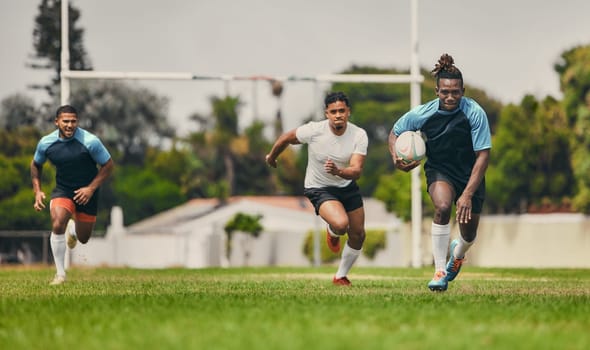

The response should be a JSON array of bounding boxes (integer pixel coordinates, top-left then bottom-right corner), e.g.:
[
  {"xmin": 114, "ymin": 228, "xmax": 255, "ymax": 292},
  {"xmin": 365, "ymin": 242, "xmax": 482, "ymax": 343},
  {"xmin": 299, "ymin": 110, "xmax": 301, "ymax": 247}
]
[
  {"xmin": 265, "ymin": 129, "xmax": 300, "ymax": 168},
  {"xmin": 73, "ymin": 158, "xmax": 115, "ymax": 205},
  {"xmin": 324, "ymin": 153, "xmax": 365, "ymax": 180},
  {"xmin": 31, "ymin": 160, "xmax": 46, "ymax": 211},
  {"xmin": 456, "ymin": 149, "xmax": 490, "ymax": 223}
]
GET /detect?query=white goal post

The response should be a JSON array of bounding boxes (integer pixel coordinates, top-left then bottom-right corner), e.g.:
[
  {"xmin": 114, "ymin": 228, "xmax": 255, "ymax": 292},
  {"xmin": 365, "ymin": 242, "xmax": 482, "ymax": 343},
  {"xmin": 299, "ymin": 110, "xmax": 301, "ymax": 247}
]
[{"xmin": 60, "ymin": 0, "xmax": 425, "ymax": 268}]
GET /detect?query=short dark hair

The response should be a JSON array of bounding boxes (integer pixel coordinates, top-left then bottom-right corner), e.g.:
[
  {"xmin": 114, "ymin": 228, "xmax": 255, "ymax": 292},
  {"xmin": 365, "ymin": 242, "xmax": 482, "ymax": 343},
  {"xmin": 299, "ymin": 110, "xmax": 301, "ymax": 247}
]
[
  {"xmin": 55, "ymin": 105, "xmax": 78, "ymax": 119},
  {"xmin": 324, "ymin": 91, "xmax": 350, "ymax": 108}
]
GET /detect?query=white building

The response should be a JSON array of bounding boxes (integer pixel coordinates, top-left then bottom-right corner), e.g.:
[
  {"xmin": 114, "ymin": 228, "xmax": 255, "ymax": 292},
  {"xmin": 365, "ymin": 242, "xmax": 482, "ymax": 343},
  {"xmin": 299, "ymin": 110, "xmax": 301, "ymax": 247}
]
[
  {"xmin": 70, "ymin": 197, "xmax": 590, "ymax": 269},
  {"xmin": 71, "ymin": 196, "xmax": 404, "ymax": 269}
]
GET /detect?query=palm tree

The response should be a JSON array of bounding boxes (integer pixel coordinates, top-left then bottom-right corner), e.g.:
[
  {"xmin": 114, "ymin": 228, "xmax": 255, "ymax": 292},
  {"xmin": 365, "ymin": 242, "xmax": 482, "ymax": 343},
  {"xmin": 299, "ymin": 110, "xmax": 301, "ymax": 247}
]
[{"xmin": 270, "ymin": 79, "xmax": 284, "ymax": 139}]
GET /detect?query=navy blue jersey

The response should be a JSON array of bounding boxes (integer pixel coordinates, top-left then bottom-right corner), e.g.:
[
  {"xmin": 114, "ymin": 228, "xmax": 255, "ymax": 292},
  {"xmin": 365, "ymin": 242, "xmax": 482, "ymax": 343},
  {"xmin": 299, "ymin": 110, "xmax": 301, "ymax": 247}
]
[
  {"xmin": 393, "ymin": 97, "xmax": 491, "ymax": 185},
  {"xmin": 33, "ymin": 128, "xmax": 111, "ymax": 194}
]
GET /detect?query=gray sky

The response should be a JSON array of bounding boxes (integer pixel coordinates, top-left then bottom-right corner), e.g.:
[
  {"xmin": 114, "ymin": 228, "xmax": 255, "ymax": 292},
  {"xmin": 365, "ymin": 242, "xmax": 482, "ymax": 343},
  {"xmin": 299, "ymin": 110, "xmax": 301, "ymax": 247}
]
[{"xmin": 2, "ymin": 0, "xmax": 590, "ymax": 134}]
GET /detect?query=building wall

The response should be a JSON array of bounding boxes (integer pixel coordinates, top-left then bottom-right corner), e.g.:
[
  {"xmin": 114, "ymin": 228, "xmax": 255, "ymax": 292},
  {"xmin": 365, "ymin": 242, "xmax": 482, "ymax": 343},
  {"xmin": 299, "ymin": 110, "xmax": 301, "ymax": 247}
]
[
  {"xmin": 71, "ymin": 213, "xmax": 590, "ymax": 269},
  {"xmin": 395, "ymin": 213, "xmax": 590, "ymax": 268},
  {"xmin": 468, "ymin": 214, "xmax": 590, "ymax": 268}
]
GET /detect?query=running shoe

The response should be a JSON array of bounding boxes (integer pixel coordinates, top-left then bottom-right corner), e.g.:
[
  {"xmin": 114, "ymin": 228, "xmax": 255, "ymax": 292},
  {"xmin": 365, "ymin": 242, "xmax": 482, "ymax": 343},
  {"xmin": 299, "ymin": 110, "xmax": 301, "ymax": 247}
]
[
  {"xmin": 332, "ymin": 276, "xmax": 351, "ymax": 286},
  {"xmin": 326, "ymin": 228, "xmax": 341, "ymax": 253},
  {"xmin": 427, "ymin": 270, "xmax": 448, "ymax": 292},
  {"xmin": 445, "ymin": 239, "xmax": 464, "ymax": 282},
  {"xmin": 50, "ymin": 275, "xmax": 66, "ymax": 285},
  {"xmin": 66, "ymin": 219, "xmax": 77, "ymax": 249}
]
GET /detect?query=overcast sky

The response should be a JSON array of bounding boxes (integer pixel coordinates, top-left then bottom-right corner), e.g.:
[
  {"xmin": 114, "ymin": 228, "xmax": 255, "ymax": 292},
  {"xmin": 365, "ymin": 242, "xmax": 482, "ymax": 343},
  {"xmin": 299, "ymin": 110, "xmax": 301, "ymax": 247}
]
[{"xmin": 2, "ymin": 0, "xmax": 590, "ymax": 134}]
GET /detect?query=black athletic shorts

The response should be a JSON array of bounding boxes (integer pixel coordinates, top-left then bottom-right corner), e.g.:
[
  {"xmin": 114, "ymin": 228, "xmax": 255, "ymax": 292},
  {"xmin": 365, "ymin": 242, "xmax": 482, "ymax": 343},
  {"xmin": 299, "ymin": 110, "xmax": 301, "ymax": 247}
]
[
  {"xmin": 425, "ymin": 168, "xmax": 485, "ymax": 214},
  {"xmin": 303, "ymin": 181, "xmax": 363, "ymax": 215},
  {"xmin": 51, "ymin": 186, "xmax": 100, "ymax": 216}
]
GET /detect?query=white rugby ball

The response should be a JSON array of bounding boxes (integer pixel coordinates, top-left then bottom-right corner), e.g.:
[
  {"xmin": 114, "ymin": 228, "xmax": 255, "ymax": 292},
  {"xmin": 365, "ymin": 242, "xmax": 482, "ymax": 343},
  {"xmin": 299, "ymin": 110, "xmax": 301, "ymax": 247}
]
[{"xmin": 395, "ymin": 131, "xmax": 426, "ymax": 163}]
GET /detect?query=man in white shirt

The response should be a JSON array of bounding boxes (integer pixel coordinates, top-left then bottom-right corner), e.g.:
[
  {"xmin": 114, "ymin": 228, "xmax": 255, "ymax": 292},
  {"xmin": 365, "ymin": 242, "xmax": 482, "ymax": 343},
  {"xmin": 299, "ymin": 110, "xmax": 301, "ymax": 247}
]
[{"xmin": 266, "ymin": 91, "xmax": 368, "ymax": 286}]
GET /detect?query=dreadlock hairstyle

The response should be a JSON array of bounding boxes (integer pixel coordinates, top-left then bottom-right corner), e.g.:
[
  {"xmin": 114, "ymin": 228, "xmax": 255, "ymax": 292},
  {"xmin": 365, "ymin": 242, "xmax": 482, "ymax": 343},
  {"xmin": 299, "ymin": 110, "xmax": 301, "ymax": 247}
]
[{"xmin": 431, "ymin": 53, "xmax": 463, "ymax": 87}]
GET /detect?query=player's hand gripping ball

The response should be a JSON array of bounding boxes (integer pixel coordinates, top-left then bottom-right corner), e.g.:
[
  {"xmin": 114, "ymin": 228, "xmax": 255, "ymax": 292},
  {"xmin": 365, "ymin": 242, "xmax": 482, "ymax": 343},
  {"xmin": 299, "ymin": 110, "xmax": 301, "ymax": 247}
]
[{"xmin": 395, "ymin": 131, "xmax": 426, "ymax": 163}]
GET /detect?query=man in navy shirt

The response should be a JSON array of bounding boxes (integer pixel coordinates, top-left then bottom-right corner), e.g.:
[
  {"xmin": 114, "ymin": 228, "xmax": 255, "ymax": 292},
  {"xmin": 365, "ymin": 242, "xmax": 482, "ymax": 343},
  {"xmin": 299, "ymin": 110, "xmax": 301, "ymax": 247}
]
[
  {"xmin": 389, "ymin": 54, "xmax": 492, "ymax": 292},
  {"xmin": 31, "ymin": 105, "xmax": 114, "ymax": 285}
]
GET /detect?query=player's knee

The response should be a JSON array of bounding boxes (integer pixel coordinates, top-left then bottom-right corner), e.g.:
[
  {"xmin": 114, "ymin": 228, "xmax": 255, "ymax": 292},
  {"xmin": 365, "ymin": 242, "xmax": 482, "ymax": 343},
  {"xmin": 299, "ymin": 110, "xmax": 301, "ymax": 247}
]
[
  {"xmin": 347, "ymin": 229, "xmax": 365, "ymax": 249},
  {"xmin": 78, "ymin": 236, "xmax": 90, "ymax": 244},
  {"xmin": 330, "ymin": 220, "xmax": 349, "ymax": 235},
  {"xmin": 51, "ymin": 222, "xmax": 66, "ymax": 235},
  {"xmin": 433, "ymin": 202, "xmax": 452, "ymax": 220},
  {"xmin": 349, "ymin": 229, "xmax": 365, "ymax": 243}
]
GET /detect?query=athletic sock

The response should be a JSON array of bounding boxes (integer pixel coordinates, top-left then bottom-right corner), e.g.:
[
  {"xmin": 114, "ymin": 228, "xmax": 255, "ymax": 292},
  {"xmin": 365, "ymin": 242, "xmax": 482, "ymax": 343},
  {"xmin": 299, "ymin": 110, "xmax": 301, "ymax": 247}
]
[
  {"xmin": 454, "ymin": 236, "xmax": 473, "ymax": 259},
  {"xmin": 50, "ymin": 233, "xmax": 66, "ymax": 277},
  {"xmin": 431, "ymin": 223, "xmax": 450, "ymax": 271},
  {"xmin": 327, "ymin": 225, "xmax": 342, "ymax": 237},
  {"xmin": 335, "ymin": 243, "xmax": 361, "ymax": 279}
]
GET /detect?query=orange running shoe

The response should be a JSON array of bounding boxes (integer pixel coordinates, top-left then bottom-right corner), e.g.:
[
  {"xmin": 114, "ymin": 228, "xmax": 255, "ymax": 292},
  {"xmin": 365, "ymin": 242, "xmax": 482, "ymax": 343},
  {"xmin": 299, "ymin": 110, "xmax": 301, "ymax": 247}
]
[
  {"xmin": 332, "ymin": 276, "xmax": 351, "ymax": 286},
  {"xmin": 326, "ymin": 228, "xmax": 341, "ymax": 253}
]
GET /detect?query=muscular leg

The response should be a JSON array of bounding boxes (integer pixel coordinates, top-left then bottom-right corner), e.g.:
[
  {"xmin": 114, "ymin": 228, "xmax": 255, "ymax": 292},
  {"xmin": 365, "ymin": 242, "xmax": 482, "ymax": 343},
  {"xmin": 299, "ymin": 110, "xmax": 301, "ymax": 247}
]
[
  {"xmin": 318, "ymin": 200, "xmax": 349, "ymax": 235},
  {"xmin": 334, "ymin": 206, "xmax": 365, "ymax": 279},
  {"xmin": 428, "ymin": 181, "xmax": 455, "ymax": 272},
  {"xmin": 454, "ymin": 214, "xmax": 480, "ymax": 258},
  {"xmin": 345, "ymin": 207, "xmax": 365, "ymax": 250},
  {"xmin": 459, "ymin": 214, "xmax": 479, "ymax": 242},
  {"xmin": 428, "ymin": 181, "xmax": 455, "ymax": 225},
  {"xmin": 49, "ymin": 205, "xmax": 72, "ymax": 280},
  {"xmin": 74, "ymin": 221, "xmax": 95, "ymax": 244},
  {"xmin": 50, "ymin": 205, "xmax": 72, "ymax": 235}
]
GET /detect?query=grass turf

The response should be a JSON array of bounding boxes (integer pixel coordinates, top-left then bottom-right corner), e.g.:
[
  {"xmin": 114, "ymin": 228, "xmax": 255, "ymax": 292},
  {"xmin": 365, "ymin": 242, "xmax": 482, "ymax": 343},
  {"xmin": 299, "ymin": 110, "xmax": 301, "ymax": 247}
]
[{"xmin": 0, "ymin": 266, "xmax": 588, "ymax": 350}]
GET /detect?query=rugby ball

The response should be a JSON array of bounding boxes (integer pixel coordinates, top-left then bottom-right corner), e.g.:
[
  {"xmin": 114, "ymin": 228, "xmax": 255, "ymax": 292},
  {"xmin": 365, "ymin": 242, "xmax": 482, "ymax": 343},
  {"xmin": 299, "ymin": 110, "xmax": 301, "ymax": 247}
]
[{"xmin": 395, "ymin": 131, "xmax": 426, "ymax": 163}]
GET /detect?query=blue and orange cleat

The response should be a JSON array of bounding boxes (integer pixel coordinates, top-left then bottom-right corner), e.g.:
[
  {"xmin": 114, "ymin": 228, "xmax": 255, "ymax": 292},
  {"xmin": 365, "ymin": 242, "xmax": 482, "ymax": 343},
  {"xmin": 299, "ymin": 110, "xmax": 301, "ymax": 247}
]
[
  {"xmin": 445, "ymin": 239, "xmax": 465, "ymax": 282},
  {"xmin": 427, "ymin": 270, "xmax": 448, "ymax": 292}
]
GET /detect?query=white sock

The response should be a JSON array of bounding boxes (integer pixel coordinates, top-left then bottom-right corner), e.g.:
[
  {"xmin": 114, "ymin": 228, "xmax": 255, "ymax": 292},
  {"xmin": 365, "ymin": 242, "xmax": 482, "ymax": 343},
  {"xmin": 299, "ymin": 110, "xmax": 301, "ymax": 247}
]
[
  {"xmin": 50, "ymin": 233, "xmax": 66, "ymax": 277},
  {"xmin": 335, "ymin": 243, "xmax": 361, "ymax": 278},
  {"xmin": 454, "ymin": 236, "xmax": 473, "ymax": 259},
  {"xmin": 431, "ymin": 223, "xmax": 450, "ymax": 271},
  {"xmin": 327, "ymin": 225, "xmax": 343, "ymax": 237}
]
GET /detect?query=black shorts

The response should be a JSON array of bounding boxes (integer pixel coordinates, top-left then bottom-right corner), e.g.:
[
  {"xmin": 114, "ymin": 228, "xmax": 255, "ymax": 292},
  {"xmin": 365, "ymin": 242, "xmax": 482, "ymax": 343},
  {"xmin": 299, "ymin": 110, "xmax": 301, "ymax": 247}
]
[
  {"xmin": 51, "ymin": 186, "xmax": 99, "ymax": 216},
  {"xmin": 425, "ymin": 168, "xmax": 485, "ymax": 214},
  {"xmin": 303, "ymin": 181, "xmax": 363, "ymax": 215}
]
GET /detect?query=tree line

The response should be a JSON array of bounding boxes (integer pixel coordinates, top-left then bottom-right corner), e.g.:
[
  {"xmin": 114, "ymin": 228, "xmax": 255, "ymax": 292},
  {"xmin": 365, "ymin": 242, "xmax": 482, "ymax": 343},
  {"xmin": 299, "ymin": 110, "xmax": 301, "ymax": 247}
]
[{"xmin": 1, "ymin": 0, "xmax": 589, "ymax": 230}]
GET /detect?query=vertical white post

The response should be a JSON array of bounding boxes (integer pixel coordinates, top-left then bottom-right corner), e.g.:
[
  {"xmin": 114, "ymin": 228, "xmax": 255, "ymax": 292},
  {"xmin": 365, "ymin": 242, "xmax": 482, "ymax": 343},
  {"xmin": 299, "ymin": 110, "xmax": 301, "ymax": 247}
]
[
  {"xmin": 60, "ymin": 0, "xmax": 70, "ymax": 106},
  {"xmin": 313, "ymin": 80, "xmax": 321, "ymax": 267},
  {"xmin": 410, "ymin": 0, "xmax": 423, "ymax": 268},
  {"xmin": 252, "ymin": 80, "xmax": 258, "ymax": 119},
  {"xmin": 223, "ymin": 77, "xmax": 231, "ymax": 97}
]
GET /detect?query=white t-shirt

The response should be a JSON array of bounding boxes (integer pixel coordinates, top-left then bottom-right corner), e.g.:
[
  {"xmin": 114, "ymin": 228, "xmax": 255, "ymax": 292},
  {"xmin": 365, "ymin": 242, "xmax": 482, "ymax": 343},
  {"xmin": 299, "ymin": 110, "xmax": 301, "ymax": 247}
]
[{"xmin": 296, "ymin": 119, "xmax": 368, "ymax": 188}]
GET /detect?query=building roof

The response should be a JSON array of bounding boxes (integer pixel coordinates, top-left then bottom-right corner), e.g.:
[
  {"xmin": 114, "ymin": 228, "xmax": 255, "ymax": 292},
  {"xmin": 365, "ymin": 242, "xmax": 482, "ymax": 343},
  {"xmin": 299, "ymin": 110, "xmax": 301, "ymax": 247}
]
[
  {"xmin": 127, "ymin": 196, "xmax": 399, "ymax": 234},
  {"xmin": 128, "ymin": 196, "xmax": 314, "ymax": 232}
]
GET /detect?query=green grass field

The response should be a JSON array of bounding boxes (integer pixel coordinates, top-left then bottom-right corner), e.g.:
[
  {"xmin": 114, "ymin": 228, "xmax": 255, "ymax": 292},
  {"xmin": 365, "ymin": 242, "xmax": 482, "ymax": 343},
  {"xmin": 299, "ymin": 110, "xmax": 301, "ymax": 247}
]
[{"xmin": 1, "ymin": 266, "xmax": 588, "ymax": 350}]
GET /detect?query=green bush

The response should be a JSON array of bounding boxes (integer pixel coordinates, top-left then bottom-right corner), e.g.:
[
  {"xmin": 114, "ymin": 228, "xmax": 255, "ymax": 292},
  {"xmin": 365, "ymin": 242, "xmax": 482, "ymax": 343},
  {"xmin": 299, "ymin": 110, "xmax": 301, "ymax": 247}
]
[
  {"xmin": 224, "ymin": 212, "xmax": 264, "ymax": 259},
  {"xmin": 224, "ymin": 212, "xmax": 263, "ymax": 238},
  {"xmin": 362, "ymin": 229, "xmax": 386, "ymax": 259},
  {"xmin": 113, "ymin": 166, "xmax": 185, "ymax": 225}
]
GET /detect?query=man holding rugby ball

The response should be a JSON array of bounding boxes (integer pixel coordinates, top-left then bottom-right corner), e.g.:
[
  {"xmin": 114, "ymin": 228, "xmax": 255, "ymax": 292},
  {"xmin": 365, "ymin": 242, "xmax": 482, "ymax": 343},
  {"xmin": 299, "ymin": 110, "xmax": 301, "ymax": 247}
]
[{"xmin": 388, "ymin": 54, "xmax": 492, "ymax": 292}]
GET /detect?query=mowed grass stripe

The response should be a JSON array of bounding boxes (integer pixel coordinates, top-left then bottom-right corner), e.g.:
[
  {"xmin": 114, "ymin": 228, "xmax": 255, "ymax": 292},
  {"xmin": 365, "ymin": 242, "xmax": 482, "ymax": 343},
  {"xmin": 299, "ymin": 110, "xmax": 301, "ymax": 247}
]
[{"xmin": 0, "ymin": 266, "xmax": 588, "ymax": 350}]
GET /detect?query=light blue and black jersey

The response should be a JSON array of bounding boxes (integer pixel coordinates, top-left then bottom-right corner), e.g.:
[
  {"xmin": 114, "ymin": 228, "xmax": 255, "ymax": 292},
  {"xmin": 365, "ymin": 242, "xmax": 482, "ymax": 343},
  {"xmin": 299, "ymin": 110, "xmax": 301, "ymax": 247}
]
[
  {"xmin": 33, "ymin": 128, "xmax": 111, "ymax": 197},
  {"xmin": 392, "ymin": 97, "xmax": 491, "ymax": 185}
]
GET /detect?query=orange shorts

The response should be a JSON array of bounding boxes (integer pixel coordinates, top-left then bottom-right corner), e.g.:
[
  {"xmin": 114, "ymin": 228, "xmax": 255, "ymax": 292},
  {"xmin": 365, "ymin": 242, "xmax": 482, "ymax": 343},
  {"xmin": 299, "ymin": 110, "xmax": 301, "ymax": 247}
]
[{"xmin": 50, "ymin": 197, "xmax": 97, "ymax": 223}]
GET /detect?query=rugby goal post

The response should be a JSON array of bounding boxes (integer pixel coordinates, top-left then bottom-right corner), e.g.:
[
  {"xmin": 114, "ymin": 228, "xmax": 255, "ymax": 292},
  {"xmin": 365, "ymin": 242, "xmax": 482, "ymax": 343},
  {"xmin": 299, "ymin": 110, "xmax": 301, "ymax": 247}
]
[{"xmin": 60, "ymin": 0, "xmax": 424, "ymax": 268}]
